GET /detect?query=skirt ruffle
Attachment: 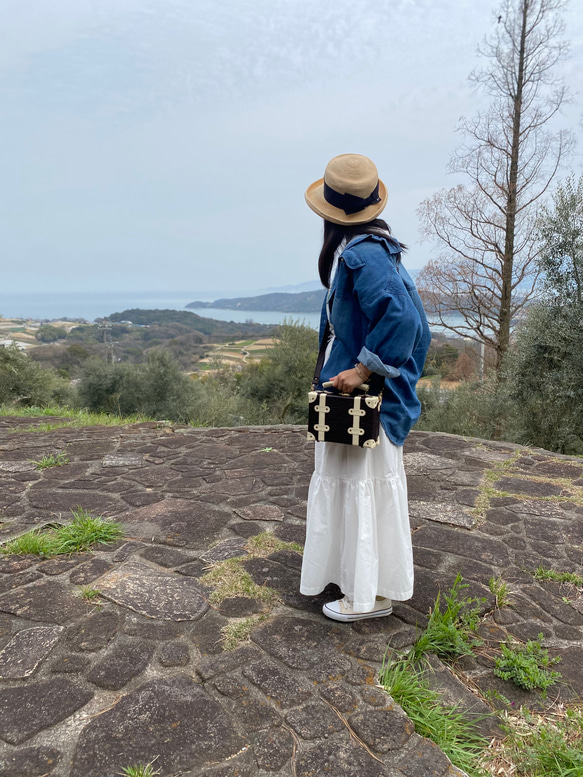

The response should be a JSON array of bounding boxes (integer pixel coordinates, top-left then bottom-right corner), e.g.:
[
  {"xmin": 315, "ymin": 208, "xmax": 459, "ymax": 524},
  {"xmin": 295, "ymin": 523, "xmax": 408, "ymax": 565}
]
[{"xmin": 299, "ymin": 430, "xmax": 413, "ymax": 611}]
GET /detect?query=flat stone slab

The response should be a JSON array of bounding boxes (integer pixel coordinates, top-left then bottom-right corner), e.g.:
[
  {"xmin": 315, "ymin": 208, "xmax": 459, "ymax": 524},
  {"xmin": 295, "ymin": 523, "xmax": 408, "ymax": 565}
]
[
  {"xmin": 251, "ymin": 615, "xmax": 342, "ymax": 670},
  {"xmin": 0, "ymin": 625, "xmax": 63, "ymax": 679},
  {"xmin": 242, "ymin": 658, "xmax": 313, "ymax": 708},
  {"xmin": 0, "ymin": 677, "xmax": 93, "ymax": 745},
  {"xmin": 86, "ymin": 637, "xmax": 155, "ymax": 690},
  {"xmin": 234, "ymin": 504, "xmax": 284, "ymax": 522},
  {"xmin": 122, "ymin": 498, "xmax": 231, "ymax": 549},
  {"xmin": 0, "ymin": 461, "xmax": 35, "ymax": 473},
  {"xmin": 102, "ymin": 454, "xmax": 144, "ymax": 468},
  {"xmin": 69, "ymin": 675, "xmax": 245, "ymax": 777},
  {"xmin": 413, "ymin": 524, "xmax": 510, "ymax": 567},
  {"xmin": 495, "ymin": 477, "xmax": 565, "ymax": 498},
  {"xmin": 201, "ymin": 537, "xmax": 248, "ymax": 563},
  {"xmin": 98, "ymin": 560, "xmax": 209, "ymax": 621},
  {"xmin": 68, "ymin": 608, "xmax": 124, "ymax": 652},
  {"xmin": 296, "ymin": 739, "xmax": 388, "ymax": 777},
  {"xmin": 0, "ymin": 579, "xmax": 89, "ymax": 624},
  {"xmin": 505, "ymin": 499, "xmax": 571, "ymax": 519},
  {"xmin": 0, "ymin": 745, "xmax": 62, "ymax": 777},
  {"xmin": 403, "ymin": 452, "xmax": 458, "ymax": 474},
  {"xmin": 409, "ymin": 501, "xmax": 476, "ymax": 528}
]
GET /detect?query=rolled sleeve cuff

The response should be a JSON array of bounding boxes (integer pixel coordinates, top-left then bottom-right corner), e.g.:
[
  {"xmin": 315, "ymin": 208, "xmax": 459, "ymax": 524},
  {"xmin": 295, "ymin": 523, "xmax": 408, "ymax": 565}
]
[{"xmin": 358, "ymin": 346, "xmax": 401, "ymax": 379}]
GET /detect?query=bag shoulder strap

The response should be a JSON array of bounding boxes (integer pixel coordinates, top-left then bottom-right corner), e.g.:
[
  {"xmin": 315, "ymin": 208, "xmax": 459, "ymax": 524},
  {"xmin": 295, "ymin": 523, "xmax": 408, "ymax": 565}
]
[{"xmin": 312, "ymin": 320, "xmax": 331, "ymax": 390}]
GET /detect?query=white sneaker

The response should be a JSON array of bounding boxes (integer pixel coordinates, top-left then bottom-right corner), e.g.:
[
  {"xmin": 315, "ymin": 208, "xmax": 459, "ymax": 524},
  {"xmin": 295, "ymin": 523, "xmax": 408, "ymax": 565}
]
[{"xmin": 322, "ymin": 596, "xmax": 393, "ymax": 622}]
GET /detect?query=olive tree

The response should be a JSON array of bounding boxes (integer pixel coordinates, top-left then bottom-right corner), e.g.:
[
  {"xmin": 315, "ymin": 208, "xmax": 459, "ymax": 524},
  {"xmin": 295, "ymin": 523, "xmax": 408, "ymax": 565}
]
[
  {"xmin": 504, "ymin": 176, "xmax": 583, "ymax": 452},
  {"xmin": 417, "ymin": 0, "xmax": 573, "ymax": 373}
]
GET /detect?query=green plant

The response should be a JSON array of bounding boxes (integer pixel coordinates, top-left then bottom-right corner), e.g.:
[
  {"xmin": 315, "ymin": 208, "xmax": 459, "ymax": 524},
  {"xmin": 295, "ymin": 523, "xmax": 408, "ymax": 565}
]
[
  {"xmin": 77, "ymin": 586, "xmax": 102, "ymax": 603},
  {"xmin": 380, "ymin": 655, "xmax": 489, "ymax": 777},
  {"xmin": 0, "ymin": 509, "xmax": 123, "ymax": 557},
  {"xmin": 489, "ymin": 575, "xmax": 511, "ymax": 609},
  {"xmin": 118, "ymin": 758, "xmax": 160, "ymax": 777},
  {"xmin": 533, "ymin": 566, "xmax": 583, "ymax": 588},
  {"xmin": 199, "ymin": 557, "xmax": 280, "ymax": 607},
  {"xmin": 53, "ymin": 507, "xmax": 123, "ymax": 553},
  {"xmin": 411, "ymin": 574, "xmax": 484, "ymax": 661},
  {"xmin": 0, "ymin": 528, "xmax": 58, "ymax": 557},
  {"xmin": 30, "ymin": 452, "xmax": 69, "ymax": 470},
  {"xmin": 485, "ymin": 706, "xmax": 583, "ymax": 777},
  {"xmin": 221, "ymin": 615, "xmax": 267, "ymax": 651},
  {"xmin": 0, "ymin": 343, "xmax": 71, "ymax": 408},
  {"xmin": 494, "ymin": 634, "xmax": 561, "ymax": 693}
]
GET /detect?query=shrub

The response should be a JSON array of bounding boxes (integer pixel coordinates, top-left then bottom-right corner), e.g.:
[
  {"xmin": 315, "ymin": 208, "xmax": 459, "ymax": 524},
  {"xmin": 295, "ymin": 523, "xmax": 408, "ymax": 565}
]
[
  {"xmin": 415, "ymin": 377, "xmax": 511, "ymax": 440},
  {"xmin": 238, "ymin": 321, "xmax": 319, "ymax": 423},
  {"xmin": 78, "ymin": 350, "xmax": 199, "ymax": 422},
  {"xmin": 504, "ymin": 303, "xmax": 583, "ymax": 453},
  {"xmin": 0, "ymin": 344, "xmax": 71, "ymax": 408},
  {"xmin": 35, "ymin": 324, "xmax": 64, "ymax": 343}
]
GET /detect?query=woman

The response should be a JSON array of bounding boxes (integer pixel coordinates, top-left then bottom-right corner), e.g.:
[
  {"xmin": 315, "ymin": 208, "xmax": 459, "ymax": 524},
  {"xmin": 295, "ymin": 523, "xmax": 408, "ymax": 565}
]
[{"xmin": 300, "ymin": 153, "xmax": 431, "ymax": 622}]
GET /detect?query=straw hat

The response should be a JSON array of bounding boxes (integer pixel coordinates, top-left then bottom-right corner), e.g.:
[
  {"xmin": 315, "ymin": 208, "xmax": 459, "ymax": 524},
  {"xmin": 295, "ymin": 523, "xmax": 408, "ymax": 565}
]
[{"xmin": 305, "ymin": 153, "xmax": 387, "ymax": 225}]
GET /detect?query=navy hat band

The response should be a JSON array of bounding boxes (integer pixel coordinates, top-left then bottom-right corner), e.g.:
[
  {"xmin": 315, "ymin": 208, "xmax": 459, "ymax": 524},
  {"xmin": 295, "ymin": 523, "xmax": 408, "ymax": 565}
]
[{"xmin": 323, "ymin": 181, "xmax": 381, "ymax": 215}]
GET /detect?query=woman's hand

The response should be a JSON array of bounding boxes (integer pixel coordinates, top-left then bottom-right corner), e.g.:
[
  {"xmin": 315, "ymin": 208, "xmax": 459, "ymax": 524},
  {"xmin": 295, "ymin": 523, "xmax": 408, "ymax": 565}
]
[{"xmin": 329, "ymin": 368, "xmax": 367, "ymax": 393}]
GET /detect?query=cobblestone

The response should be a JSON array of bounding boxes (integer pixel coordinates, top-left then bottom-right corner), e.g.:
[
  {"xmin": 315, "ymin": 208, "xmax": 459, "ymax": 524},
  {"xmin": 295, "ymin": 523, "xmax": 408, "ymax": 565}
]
[{"xmin": 0, "ymin": 422, "xmax": 581, "ymax": 775}]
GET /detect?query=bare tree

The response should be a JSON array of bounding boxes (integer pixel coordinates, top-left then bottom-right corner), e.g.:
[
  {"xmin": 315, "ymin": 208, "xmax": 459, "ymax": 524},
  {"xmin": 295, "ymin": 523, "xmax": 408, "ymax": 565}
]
[{"xmin": 417, "ymin": 0, "xmax": 574, "ymax": 373}]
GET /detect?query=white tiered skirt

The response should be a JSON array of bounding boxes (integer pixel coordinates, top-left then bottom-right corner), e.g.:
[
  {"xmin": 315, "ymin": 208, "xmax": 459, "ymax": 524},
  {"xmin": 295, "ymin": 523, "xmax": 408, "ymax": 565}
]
[{"xmin": 299, "ymin": 430, "xmax": 414, "ymax": 612}]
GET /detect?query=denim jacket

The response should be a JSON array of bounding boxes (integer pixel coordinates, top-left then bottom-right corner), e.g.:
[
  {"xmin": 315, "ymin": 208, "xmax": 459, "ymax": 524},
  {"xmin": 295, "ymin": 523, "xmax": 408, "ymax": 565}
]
[{"xmin": 317, "ymin": 234, "xmax": 431, "ymax": 446}]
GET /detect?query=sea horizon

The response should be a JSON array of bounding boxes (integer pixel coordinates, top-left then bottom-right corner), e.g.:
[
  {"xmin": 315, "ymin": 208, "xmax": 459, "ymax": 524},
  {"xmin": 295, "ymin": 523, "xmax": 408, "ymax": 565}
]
[
  {"xmin": 0, "ymin": 291, "xmax": 322, "ymax": 330},
  {"xmin": 0, "ymin": 288, "xmax": 458, "ymax": 335}
]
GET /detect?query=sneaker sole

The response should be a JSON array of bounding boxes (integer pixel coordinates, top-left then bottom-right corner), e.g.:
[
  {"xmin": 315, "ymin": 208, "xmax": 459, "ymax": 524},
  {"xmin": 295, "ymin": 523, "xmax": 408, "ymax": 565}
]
[{"xmin": 322, "ymin": 604, "xmax": 393, "ymax": 623}]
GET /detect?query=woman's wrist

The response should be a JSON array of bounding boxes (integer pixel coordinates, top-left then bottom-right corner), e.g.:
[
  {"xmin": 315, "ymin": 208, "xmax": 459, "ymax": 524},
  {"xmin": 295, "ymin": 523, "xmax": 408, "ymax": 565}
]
[{"xmin": 354, "ymin": 362, "xmax": 372, "ymax": 381}]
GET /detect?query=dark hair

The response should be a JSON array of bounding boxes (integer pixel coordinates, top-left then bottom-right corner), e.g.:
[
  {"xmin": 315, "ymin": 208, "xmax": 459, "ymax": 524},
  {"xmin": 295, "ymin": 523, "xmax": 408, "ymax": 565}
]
[{"xmin": 318, "ymin": 218, "xmax": 407, "ymax": 288}]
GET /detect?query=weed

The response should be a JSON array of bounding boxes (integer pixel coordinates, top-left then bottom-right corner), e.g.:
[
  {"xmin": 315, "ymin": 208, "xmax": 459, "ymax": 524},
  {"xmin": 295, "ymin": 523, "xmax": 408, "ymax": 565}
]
[
  {"xmin": 484, "ymin": 706, "xmax": 583, "ymax": 776},
  {"xmin": 0, "ymin": 528, "xmax": 58, "ymax": 557},
  {"xmin": 118, "ymin": 758, "xmax": 160, "ymax": 777},
  {"xmin": 199, "ymin": 557, "xmax": 280, "ymax": 607},
  {"xmin": 0, "ymin": 509, "xmax": 123, "ymax": 557},
  {"xmin": 246, "ymin": 532, "xmax": 303, "ymax": 557},
  {"xmin": 488, "ymin": 575, "xmax": 511, "ymax": 609},
  {"xmin": 494, "ymin": 633, "xmax": 562, "ymax": 693},
  {"xmin": 77, "ymin": 586, "xmax": 102, "ymax": 603},
  {"xmin": 2, "ymin": 406, "xmax": 153, "ymax": 433},
  {"xmin": 29, "ymin": 452, "xmax": 69, "ymax": 470},
  {"xmin": 533, "ymin": 566, "xmax": 583, "ymax": 588},
  {"xmin": 53, "ymin": 507, "xmax": 123, "ymax": 553},
  {"xmin": 221, "ymin": 615, "xmax": 267, "ymax": 650},
  {"xmin": 411, "ymin": 573, "xmax": 484, "ymax": 661},
  {"xmin": 380, "ymin": 655, "xmax": 489, "ymax": 777}
]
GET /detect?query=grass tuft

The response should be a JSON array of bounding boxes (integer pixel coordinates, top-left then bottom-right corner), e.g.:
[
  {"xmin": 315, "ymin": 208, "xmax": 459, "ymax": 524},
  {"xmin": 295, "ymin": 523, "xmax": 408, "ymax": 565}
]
[
  {"xmin": 1, "ymin": 405, "xmax": 154, "ymax": 433},
  {"xmin": 118, "ymin": 758, "xmax": 160, "ymax": 777},
  {"xmin": 199, "ymin": 557, "xmax": 280, "ymax": 607},
  {"xmin": 54, "ymin": 507, "xmax": 123, "ymax": 554},
  {"xmin": 29, "ymin": 452, "xmax": 69, "ymax": 470},
  {"xmin": 77, "ymin": 586, "xmax": 102, "ymax": 603},
  {"xmin": 411, "ymin": 573, "xmax": 484, "ymax": 661},
  {"xmin": 533, "ymin": 566, "xmax": 583, "ymax": 588},
  {"xmin": 380, "ymin": 655, "xmax": 489, "ymax": 777},
  {"xmin": 221, "ymin": 615, "xmax": 267, "ymax": 650},
  {"xmin": 485, "ymin": 706, "xmax": 583, "ymax": 776},
  {"xmin": 0, "ymin": 508, "xmax": 123, "ymax": 557},
  {"xmin": 489, "ymin": 575, "xmax": 511, "ymax": 609},
  {"xmin": 245, "ymin": 532, "xmax": 303, "ymax": 557}
]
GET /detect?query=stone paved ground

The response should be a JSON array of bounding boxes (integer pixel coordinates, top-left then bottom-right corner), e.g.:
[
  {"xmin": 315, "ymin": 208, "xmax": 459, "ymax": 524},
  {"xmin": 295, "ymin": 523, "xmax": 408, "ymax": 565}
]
[{"xmin": 0, "ymin": 418, "xmax": 582, "ymax": 777}]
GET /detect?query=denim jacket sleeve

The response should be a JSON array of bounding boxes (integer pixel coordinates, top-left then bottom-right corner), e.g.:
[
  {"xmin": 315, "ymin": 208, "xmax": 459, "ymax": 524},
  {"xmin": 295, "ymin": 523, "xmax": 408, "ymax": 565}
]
[{"xmin": 342, "ymin": 245, "xmax": 422, "ymax": 379}]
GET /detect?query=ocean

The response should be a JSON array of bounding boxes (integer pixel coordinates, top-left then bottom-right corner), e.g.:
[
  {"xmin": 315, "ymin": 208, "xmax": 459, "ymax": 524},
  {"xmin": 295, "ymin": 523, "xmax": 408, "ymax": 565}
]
[
  {"xmin": 0, "ymin": 292, "xmax": 322, "ymax": 329},
  {"xmin": 0, "ymin": 291, "xmax": 459, "ymax": 335}
]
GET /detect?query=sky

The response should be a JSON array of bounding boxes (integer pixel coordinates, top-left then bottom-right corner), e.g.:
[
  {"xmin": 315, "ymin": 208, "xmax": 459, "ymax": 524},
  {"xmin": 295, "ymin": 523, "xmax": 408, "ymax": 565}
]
[{"xmin": 1, "ymin": 0, "xmax": 582, "ymax": 297}]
